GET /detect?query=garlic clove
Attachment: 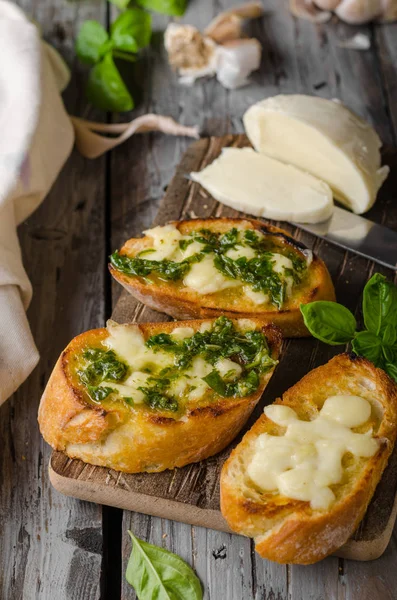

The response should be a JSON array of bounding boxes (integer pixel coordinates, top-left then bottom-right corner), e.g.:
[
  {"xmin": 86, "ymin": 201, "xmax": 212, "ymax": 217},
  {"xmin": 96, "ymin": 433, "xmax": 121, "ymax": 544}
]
[
  {"xmin": 204, "ymin": 14, "xmax": 243, "ymax": 44},
  {"xmin": 290, "ymin": 0, "xmax": 332, "ymax": 22},
  {"xmin": 216, "ymin": 39, "xmax": 262, "ymax": 89},
  {"xmin": 335, "ymin": 0, "xmax": 382, "ymax": 24},
  {"xmin": 380, "ymin": 0, "xmax": 397, "ymax": 22},
  {"xmin": 204, "ymin": 1, "xmax": 264, "ymax": 44},
  {"xmin": 313, "ymin": 0, "xmax": 340, "ymax": 8}
]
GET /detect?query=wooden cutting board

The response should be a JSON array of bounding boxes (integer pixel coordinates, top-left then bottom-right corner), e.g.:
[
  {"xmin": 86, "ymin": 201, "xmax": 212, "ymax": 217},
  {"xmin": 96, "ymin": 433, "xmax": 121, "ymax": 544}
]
[{"xmin": 49, "ymin": 135, "xmax": 397, "ymax": 561}]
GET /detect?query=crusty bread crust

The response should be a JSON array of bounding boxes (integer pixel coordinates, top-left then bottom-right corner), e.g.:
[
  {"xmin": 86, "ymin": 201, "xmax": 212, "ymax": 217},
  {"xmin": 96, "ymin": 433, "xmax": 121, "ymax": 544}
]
[
  {"xmin": 109, "ymin": 218, "xmax": 336, "ymax": 338},
  {"xmin": 38, "ymin": 319, "xmax": 282, "ymax": 473},
  {"xmin": 220, "ymin": 354, "xmax": 397, "ymax": 564}
]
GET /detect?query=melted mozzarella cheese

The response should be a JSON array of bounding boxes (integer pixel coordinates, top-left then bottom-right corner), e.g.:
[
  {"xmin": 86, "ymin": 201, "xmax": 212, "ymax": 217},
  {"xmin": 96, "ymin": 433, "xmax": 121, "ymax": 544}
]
[
  {"xmin": 142, "ymin": 224, "xmax": 182, "ymax": 261},
  {"xmin": 247, "ymin": 395, "xmax": 378, "ymax": 510},
  {"xmin": 104, "ymin": 320, "xmax": 171, "ymax": 370},
  {"xmin": 184, "ymin": 357, "xmax": 212, "ymax": 400},
  {"xmin": 244, "ymin": 286, "xmax": 269, "ymax": 305},
  {"xmin": 171, "ymin": 327, "xmax": 195, "ymax": 341},
  {"xmin": 215, "ymin": 357, "xmax": 242, "ymax": 380},
  {"xmin": 226, "ymin": 245, "xmax": 256, "ymax": 260},
  {"xmin": 99, "ymin": 371, "xmax": 151, "ymax": 404},
  {"xmin": 183, "ymin": 257, "xmax": 240, "ymax": 295},
  {"xmin": 137, "ymin": 224, "xmax": 304, "ymax": 304},
  {"xmin": 237, "ymin": 319, "xmax": 258, "ymax": 332}
]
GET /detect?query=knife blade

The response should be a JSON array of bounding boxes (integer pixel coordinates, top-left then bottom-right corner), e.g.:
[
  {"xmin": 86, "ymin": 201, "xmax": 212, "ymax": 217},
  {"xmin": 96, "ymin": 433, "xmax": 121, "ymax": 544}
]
[{"xmin": 293, "ymin": 206, "xmax": 397, "ymax": 271}]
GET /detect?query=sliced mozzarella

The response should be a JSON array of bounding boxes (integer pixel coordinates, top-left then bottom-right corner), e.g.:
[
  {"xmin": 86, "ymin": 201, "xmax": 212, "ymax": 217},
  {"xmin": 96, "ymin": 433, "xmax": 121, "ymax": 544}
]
[
  {"xmin": 243, "ymin": 95, "xmax": 389, "ymax": 214},
  {"xmin": 190, "ymin": 147, "xmax": 333, "ymax": 224}
]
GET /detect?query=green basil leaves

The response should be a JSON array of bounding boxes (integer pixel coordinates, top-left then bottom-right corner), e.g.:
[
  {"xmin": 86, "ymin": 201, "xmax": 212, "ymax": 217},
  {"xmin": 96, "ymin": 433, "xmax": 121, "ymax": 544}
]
[
  {"xmin": 87, "ymin": 53, "xmax": 135, "ymax": 112},
  {"xmin": 126, "ymin": 531, "xmax": 202, "ymax": 600},
  {"xmin": 110, "ymin": 8, "xmax": 152, "ymax": 54},
  {"xmin": 300, "ymin": 273, "xmax": 397, "ymax": 382},
  {"xmin": 77, "ymin": 0, "xmax": 188, "ymax": 111},
  {"xmin": 300, "ymin": 301, "xmax": 357, "ymax": 345},
  {"xmin": 76, "ymin": 9, "xmax": 151, "ymax": 111},
  {"xmin": 136, "ymin": 0, "xmax": 188, "ymax": 16}
]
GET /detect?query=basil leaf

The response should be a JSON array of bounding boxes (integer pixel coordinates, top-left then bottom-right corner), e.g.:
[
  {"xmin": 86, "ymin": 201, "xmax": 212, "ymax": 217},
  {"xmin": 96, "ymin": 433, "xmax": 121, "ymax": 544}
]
[
  {"xmin": 351, "ymin": 331, "xmax": 384, "ymax": 365},
  {"xmin": 203, "ymin": 370, "xmax": 226, "ymax": 396},
  {"xmin": 138, "ymin": 386, "xmax": 179, "ymax": 412},
  {"xmin": 300, "ymin": 301, "xmax": 356, "ymax": 345},
  {"xmin": 87, "ymin": 53, "xmax": 134, "ymax": 112},
  {"xmin": 382, "ymin": 345, "xmax": 395, "ymax": 364},
  {"xmin": 386, "ymin": 363, "xmax": 397, "ymax": 382},
  {"xmin": 109, "ymin": 0, "xmax": 130, "ymax": 9},
  {"xmin": 382, "ymin": 323, "xmax": 397, "ymax": 346},
  {"xmin": 126, "ymin": 531, "xmax": 202, "ymax": 600},
  {"xmin": 363, "ymin": 273, "xmax": 397, "ymax": 335},
  {"xmin": 111, "ymin": 8, "xmax": 152, "ymax": 53},
  {"xmin": 87, "ymin": 385, "xmax": 115, "ymax": 402},
  {"xmin": 76, "ymin": 21, "xmax": 112, "ymax": 65},
  {"xmin": 136, "ymin": 0, "xmax": 187, "ymax": 16}
]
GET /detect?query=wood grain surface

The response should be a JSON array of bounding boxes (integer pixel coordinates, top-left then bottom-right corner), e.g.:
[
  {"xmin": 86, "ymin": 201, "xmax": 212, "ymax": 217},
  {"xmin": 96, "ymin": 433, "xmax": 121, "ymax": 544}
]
[
  {"xmin": 1, "ymin": 0, "xmax": 397, "ymax": 599},
  {"xmin": 50, "ymin": 133, "xmax": 397, "ymax": 564}
]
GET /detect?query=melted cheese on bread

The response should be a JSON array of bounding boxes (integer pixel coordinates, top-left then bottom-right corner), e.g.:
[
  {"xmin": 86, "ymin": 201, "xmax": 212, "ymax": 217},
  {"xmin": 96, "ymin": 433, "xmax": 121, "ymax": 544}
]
[{"xmin": 247, "ymin": 395, "xmax": 379, "ymax": 510}]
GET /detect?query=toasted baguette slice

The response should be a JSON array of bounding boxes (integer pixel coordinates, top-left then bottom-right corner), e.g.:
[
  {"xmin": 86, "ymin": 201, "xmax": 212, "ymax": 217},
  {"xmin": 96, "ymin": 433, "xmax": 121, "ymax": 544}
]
[
  {"xmin": 220, "ymin": 354, "xmax": 397, "ymax": 564},
  {"xmin": 38, "ymin": 317, "xmax": 282, "ymax": 473},
  {"xmin": 109, "ymin": 218, "xmax": 335, "ymax": 337}
]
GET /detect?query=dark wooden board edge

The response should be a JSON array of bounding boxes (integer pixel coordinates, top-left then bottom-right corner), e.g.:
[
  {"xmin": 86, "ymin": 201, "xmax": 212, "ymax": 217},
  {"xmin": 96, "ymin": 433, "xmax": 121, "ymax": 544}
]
[
  {"xmin": 50, "ymin": 134, "xmax": 397, "ymax": 562},
  {"xmin": 49, "ymin": 453, "xmax": 397, "ymax": 561}
]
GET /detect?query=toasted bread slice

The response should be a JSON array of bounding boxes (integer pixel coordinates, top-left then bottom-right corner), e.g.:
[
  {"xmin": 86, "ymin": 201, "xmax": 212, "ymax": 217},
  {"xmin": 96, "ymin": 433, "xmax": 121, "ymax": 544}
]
[
  {"xmin": 39, "ymin": 317, "xmax": 282, "ymax": 473},
  {"xmin": 109, "ymin": 218, "xmax": 335, "ymax": 338},
  {"xmin": 220, "ymin": 354, "xmax": 397, "ymax": 564}
]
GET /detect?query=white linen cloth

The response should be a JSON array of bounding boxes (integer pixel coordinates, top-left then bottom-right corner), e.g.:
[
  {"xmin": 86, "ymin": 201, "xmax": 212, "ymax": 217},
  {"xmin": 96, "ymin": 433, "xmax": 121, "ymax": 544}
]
[
  {"xmin": 0, "ymin": 1, "xmax": 199, "ymax": 406},
  {"xmin": 0, "ymin": 1, "xmax": 74, "ymax": 405}
]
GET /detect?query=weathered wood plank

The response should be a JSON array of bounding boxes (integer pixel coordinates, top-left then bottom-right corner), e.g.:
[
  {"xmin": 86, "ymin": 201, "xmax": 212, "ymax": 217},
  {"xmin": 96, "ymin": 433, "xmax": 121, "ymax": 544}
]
[
  {"xmin": 105, "ymin": 2, "xmax": 397, "ymax": 599},
  {"xmin": 0, "ymin": 1, "xmax": 108, "ymax": 599}
]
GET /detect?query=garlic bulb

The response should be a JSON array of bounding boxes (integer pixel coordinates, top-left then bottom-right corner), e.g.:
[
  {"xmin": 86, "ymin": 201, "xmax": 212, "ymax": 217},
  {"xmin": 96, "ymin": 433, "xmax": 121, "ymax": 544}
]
[
  {"xmin": 164, "ymin": 23, "xmax": 218, "ymax": 85},
  {"xmin": 291, "ymin": 0, "xmax": 397, "ymax": 23},
  {"xmin": 164, "ymin": 2, "xmax": 263, "ymax": 89}
]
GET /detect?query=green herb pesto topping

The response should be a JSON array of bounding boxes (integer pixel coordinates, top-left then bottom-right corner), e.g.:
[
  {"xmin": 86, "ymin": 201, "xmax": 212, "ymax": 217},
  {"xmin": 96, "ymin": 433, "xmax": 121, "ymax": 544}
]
[
  {"xmin": 110, "ymin": 226, "xmax": 307, "ymax": 309},
  {"xmin": 77, "ymin": 317, "xmax": 277, "ymax": 412}
]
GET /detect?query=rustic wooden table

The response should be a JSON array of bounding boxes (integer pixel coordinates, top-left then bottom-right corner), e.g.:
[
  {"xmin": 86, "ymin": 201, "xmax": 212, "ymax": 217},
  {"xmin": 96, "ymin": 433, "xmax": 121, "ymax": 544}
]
[{"xmin": 1, "ymin": 1, "xmax": 397, "ymax": 599}]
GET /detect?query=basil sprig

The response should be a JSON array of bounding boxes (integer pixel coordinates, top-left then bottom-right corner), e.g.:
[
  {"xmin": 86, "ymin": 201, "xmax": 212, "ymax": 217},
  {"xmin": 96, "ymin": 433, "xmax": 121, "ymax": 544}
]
[
  {"xmin": 76, "ymin": 9, "xmax": 151, "ymax": 111},
  {"xmin": 301, "ymin": 273, "xmax": 397, "ymax": 382},
  {"xmin": 136, "ymin": 0, "xmax": 187, "ymax": 15},
  {"xmin": 126, "ymin": 530, "xmax": 202, "ymax": 600}
]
